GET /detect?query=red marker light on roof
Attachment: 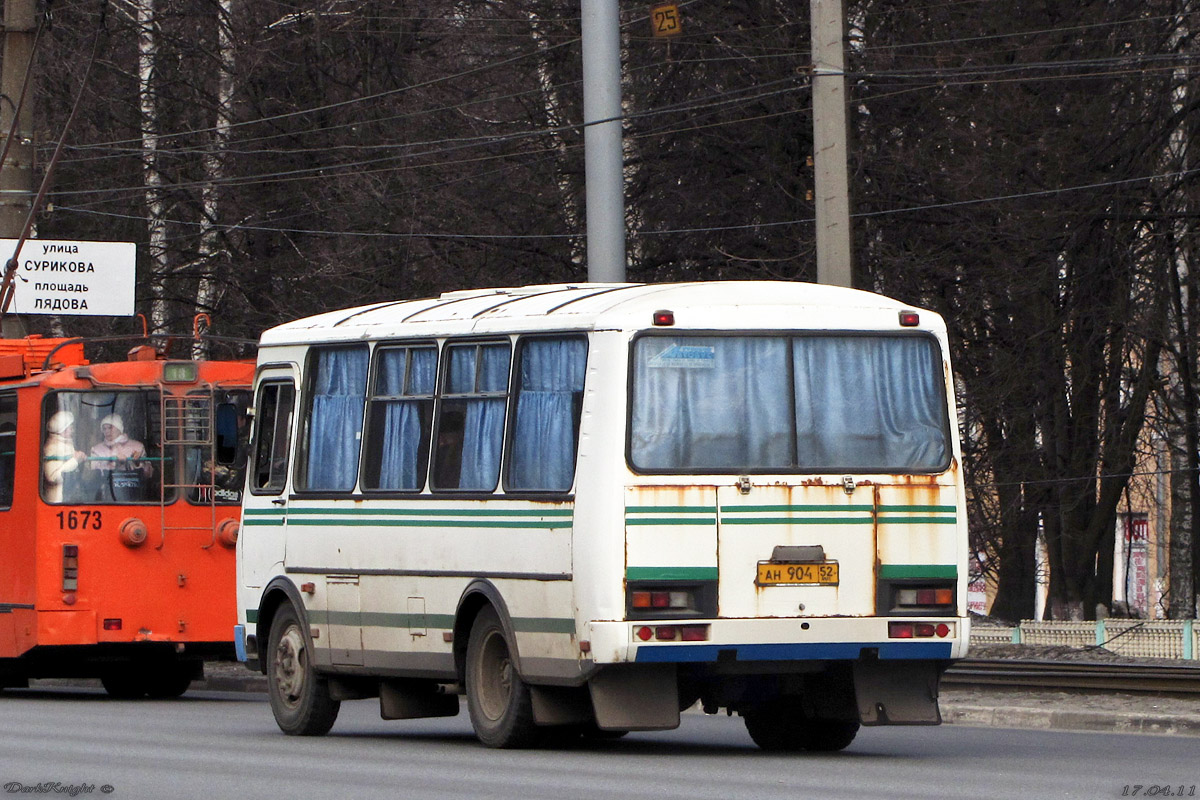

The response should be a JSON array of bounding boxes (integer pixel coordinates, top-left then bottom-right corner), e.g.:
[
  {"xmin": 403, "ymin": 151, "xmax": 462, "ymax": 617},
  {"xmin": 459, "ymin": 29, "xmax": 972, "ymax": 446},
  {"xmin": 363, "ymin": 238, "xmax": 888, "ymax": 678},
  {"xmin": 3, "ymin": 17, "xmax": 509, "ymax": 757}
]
[
  {"xmin": 652, "ymin": 310, "xmax": 675, "ymax": 326},
  {"xmin": 899, "ymin": 310, "xmax": 920, "ymax": 327}
]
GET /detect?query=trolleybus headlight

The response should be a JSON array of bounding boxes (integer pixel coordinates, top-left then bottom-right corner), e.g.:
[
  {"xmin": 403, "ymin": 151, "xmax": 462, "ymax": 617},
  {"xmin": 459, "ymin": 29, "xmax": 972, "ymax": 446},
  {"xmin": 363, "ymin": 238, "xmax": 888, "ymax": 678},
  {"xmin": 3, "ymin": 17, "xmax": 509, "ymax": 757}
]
[
  {"xmin": 118, "ymin": 518, "xmax": 149, "ymax": 549},
  {"xmin": 217, "ymin": 518, "xmax": 240, "ymax": 549}
]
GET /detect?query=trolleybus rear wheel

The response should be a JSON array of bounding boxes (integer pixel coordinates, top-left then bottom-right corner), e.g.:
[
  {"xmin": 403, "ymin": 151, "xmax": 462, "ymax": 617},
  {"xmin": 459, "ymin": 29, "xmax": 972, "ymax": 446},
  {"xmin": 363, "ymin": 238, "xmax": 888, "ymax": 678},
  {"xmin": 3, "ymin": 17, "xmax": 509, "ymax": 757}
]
[
  {"xmin": 267, "ymin": 603, "xmax": 340, "ymax": 736},
  {"xmin": 465, "ymin": 606, "xmax": 539, "ymax": 748},
  {"xmin": 101, "ymin": 672, "xmax": 145, "ymax": 699},
  {"xmin": 145, "ymin": 664, "xmax": 195, "ymax": 699}
]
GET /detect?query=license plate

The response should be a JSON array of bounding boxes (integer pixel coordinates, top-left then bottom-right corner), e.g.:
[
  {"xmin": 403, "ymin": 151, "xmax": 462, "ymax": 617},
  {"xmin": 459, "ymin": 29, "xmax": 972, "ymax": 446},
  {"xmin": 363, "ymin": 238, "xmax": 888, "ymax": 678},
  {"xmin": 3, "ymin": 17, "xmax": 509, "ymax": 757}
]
[{"xmin": 756, "ymin": 561, "xmax": 839, "ymax": 586}]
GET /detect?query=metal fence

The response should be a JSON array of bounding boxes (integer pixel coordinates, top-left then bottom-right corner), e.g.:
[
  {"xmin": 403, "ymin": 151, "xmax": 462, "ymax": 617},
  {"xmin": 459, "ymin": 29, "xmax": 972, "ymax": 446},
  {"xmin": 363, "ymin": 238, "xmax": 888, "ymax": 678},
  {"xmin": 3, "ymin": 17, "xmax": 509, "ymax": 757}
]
[{"xmin": 970, "ymin": 619, "xmax": 1198, "ymax": 660}]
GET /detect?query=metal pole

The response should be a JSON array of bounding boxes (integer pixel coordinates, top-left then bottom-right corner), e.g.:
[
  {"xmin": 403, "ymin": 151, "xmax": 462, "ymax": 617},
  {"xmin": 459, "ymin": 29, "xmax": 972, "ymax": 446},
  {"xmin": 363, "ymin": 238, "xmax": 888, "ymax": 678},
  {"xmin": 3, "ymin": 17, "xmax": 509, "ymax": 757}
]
[
  {"xmin": 581, "ymin": 0, "xmax": 626, "ymax": 283},
  {"xmin": 810, "ymin": 0, "xmax": 853, "ymax": 288},
  {"xmin": 1, "ymin": 0, "xmax": 36, "ymax": 335}
]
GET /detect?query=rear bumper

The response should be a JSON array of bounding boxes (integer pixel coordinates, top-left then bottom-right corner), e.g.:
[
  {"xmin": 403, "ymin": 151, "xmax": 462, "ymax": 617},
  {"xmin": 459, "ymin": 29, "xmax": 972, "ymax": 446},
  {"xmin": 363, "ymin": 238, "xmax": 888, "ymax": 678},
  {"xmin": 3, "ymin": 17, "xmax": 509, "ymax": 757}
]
[{"xmin": 588, "ymin": 615, "xmax": 970, "ymax": 665}]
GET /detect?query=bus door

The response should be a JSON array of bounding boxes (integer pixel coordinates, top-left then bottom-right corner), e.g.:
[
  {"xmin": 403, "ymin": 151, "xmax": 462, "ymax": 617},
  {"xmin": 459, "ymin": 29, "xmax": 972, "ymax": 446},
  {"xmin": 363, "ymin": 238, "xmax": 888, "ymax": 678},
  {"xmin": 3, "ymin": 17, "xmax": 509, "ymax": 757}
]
[
  {"xmin": 241, "ymin": 370, "xmax": 297, "ymax": 589},
  {"xmin": 717, "ymin": 482, "xmax": 876, "ymax": 618}
]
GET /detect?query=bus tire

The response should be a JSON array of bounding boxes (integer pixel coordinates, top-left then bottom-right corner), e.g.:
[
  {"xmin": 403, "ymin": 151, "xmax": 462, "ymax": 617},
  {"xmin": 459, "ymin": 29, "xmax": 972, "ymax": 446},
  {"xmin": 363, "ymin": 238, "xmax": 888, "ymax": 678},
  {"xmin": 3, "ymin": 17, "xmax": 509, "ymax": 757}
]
[
  {"xmin": 743, "ymin": 701, "xmax": 859, "ymax": 752},
  {"xmin": 266, "ymin": 603, "xmax": 340, "ymax": 736},
  {"xmin": 465, "ymin": 606, "xmax": 539, "ymax": 748}
]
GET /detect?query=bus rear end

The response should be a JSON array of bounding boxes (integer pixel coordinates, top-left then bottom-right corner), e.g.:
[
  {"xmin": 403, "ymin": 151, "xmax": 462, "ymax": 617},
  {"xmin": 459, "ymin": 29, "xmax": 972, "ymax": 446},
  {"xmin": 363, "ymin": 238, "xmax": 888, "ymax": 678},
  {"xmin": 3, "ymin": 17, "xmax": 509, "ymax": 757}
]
[{"xmin": 586, "ymin": 302, "xmax": 966, "ymax": 750}]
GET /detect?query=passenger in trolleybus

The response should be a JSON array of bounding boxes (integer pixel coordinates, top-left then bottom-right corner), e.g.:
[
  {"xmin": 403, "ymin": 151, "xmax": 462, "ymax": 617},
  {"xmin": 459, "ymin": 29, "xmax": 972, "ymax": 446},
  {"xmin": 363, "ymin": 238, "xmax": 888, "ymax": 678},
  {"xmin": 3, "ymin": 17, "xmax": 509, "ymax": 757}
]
[
  {"xmin": 88, "ymin": 413, "xmax": 152, "ymax": 502},
  {"xmin": 42, "ymin": 410, "xmax": 87, "ymax": 503}
]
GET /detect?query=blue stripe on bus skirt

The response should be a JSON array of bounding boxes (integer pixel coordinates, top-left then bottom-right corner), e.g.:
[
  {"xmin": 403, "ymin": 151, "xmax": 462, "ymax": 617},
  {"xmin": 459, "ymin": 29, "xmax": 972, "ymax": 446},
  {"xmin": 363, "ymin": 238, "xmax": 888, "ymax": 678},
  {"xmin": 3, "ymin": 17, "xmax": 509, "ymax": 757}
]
[{"xmin": 633, "ymin": 641, "xmax": 953, "ymax": 662}]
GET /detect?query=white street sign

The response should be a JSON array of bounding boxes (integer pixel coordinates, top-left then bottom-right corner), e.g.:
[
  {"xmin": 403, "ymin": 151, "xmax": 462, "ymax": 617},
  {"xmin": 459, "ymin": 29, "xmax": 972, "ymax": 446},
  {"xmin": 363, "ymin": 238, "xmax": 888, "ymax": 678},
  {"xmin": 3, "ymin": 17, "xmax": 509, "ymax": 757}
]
[{"xmin": 3, "ymin": 239, "xmax": 137, "ymax": 316}]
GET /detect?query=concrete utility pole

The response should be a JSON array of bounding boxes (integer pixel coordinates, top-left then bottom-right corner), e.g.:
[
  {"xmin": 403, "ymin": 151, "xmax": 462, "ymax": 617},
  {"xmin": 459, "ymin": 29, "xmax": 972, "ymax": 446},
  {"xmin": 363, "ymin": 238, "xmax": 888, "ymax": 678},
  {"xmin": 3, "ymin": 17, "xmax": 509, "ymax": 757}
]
[
  {"xmin": 0, "ymin": 0, "xmax": 35, "ymax": 335},
  {"xmin": 581, "ymin": 0, "xmax": 626, "ymax": 283},
  {"xmin": 810, "ymin": 0, "xmax": 853, "ymax": 288}
]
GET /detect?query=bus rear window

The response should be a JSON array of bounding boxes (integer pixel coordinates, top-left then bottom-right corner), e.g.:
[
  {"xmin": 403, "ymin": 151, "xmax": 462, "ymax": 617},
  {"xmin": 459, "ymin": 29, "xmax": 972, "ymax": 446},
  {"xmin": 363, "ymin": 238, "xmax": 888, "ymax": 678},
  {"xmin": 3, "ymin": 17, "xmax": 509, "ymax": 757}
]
[{"xmin": 630, "ymin": 334, "xmax": 950, "ymax": 473}]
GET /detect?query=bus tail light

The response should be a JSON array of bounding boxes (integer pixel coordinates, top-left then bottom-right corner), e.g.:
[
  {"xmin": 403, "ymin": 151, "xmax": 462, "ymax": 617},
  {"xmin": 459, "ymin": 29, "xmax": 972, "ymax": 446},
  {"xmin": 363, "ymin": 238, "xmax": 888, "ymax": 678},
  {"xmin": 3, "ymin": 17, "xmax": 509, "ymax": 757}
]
[
  {"xmin": 889, "ymin": 621, "xmax": 954, "ymax": 639},
  {"xmin": 103, "ymin": 619, "xmax": 123, "ymax": 631},
  {"xmin": 627, "ymin": 581, "xmax": 717, "ymax": 620},
  {"xmin": 888, "ymin": 583, "xmax": 956, "ymax": 614},
  {"xmin": 62, "ymin": 545, "xmax": 79, "ymax": 591},
  {"xmin": 635, "ymin": 624, "xmax": 710, "ymax": 643}
]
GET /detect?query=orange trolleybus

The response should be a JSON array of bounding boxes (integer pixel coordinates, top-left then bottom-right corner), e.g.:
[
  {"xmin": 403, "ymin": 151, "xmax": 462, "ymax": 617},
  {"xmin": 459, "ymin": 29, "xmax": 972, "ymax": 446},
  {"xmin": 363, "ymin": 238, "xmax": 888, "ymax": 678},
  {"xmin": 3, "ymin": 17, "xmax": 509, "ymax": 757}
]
[{"xmin": 0, "ymin": 332, "xmax": 254, "ymax": 697}]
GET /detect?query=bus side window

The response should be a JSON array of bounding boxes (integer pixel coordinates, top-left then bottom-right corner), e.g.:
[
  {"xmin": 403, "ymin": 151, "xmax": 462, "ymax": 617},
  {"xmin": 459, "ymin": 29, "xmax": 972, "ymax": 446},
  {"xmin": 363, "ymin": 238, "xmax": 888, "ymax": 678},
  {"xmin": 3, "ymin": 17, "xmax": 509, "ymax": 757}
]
[
  {"xmin": 301, "ymin": 346, "xmax": 368, "ymax": 492},
  {"xmin": 433, "ymin": 342, "xmax": 510, "ymax": 492},
  {"xmin": 252, "ymin": 383, "xmax": 295, "ymax": 493},
  {"xmin": 0, "ymin": 394, "xmax": 15, "ymax": 509},
  {"xmin": 506, "ymin": 336, "xmax": 587, "ymax": 492}
]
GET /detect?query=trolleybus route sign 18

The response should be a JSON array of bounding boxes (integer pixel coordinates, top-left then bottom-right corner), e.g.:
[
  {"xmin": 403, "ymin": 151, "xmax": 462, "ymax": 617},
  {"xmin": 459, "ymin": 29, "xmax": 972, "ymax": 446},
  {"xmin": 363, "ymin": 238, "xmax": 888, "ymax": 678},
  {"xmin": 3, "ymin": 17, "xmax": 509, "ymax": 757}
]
[{"xmin": 3, "ymin": 238, "xmax": 136, "ymax": 316}]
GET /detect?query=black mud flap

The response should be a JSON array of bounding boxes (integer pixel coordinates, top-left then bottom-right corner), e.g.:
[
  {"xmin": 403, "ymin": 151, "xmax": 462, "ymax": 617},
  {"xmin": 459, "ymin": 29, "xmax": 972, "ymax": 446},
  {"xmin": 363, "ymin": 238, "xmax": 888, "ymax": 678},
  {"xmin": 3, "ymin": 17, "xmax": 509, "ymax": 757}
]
[
  {"xmin": 588, "ymin": 664, "xmax": 680, "ymax": 731},
  {"xmin": 852, "ymin": 659, "xmax": 942, "ymax": 725}
]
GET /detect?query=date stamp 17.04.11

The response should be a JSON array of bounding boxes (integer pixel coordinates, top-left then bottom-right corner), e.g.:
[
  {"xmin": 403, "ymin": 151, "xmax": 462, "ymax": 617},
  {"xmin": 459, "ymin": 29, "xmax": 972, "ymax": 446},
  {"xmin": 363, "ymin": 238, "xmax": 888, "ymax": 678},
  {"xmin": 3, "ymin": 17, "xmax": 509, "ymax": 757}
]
[{"xmin": 1122, "ymin": 787, "xmax": 1197, "ymax": 797}]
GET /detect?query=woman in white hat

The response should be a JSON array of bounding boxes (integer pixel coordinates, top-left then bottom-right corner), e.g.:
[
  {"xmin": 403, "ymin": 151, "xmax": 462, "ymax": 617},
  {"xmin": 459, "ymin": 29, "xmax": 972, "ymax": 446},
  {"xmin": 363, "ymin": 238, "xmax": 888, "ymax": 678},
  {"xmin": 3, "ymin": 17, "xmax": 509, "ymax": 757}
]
[
  {"xmin": 90, "ymin": 413, "xmax": 151, "ymax": 476},
  {"xmin": 43, "ymin": 410, "xmax": 87, "ymax": 503}
]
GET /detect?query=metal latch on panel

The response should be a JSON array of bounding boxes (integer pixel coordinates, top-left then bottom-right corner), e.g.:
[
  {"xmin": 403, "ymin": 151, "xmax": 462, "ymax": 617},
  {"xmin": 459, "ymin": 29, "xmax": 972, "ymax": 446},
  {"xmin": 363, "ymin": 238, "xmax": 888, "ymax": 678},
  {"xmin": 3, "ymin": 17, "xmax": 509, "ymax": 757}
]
[
  {"xmin": 842, "ymin": 476, "xmax": 856, "ymax": 495},
  {"xmin": 737, "ymin": 475, "xmax": 752, "ymax": 495}
]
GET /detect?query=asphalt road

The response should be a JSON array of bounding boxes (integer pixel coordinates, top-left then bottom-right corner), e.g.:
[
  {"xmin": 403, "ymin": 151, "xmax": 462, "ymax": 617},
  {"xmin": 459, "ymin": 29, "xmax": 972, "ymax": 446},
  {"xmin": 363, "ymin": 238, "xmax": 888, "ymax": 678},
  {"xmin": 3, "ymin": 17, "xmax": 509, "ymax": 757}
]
[{"xmin": 0, "ymin": 687, "xmax": 1196, "ymax": 800}]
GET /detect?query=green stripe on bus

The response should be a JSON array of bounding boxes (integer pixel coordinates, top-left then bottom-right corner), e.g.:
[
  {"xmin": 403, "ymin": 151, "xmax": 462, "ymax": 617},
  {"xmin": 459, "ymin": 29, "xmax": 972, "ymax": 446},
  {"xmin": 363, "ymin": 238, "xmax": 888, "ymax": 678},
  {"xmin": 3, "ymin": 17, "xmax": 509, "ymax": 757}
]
[
  {"xmin": 878, "ymin": 564, "xmax": 958, "ymax": 579},
  {"xmin": 876, "ymin": 505, "xmax": 956, "ymax": 512},
  {"xmin": 286, "ymin": 518, "xmax": 568, "ymax": 529},
  {"xmin": 724, "ymin": 504, "xmax": 874, "ymax": 513},
  {"xmin": 317, "ymin": 610, "xmax": 573, "ymax": 634},
  {"xmin": 722, "ymin": 517, "xmax": 872, "ymax": 526},
  {"xmin": 246, "ymin": 609, "xmax": 258, "ymax": 624},
  {"xmin": 626, "ymin": 566, "xmax": 718, "ymax": 581},
  {"xmin": 625, "ymin": 518, "xmax": 717, "ymax": 526},
  {"xmin": 626, "ymin": 505, "xmax": 717, "ymax": 514},
  {"xmin": 876, "ymin": 516, "xmax": 958, "ymax": 525},
  {"xmin": 285, "ymin": 507, "xmax": 573, "ymax": 517}
]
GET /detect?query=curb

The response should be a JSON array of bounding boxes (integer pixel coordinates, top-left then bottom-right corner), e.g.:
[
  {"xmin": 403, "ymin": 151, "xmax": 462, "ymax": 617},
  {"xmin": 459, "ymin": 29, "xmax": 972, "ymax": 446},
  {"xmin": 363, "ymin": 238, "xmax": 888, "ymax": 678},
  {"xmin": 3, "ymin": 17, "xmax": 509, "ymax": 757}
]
[{"xmin": 941, "ymin": 703, "xmax": 1200, "ymax": 737}]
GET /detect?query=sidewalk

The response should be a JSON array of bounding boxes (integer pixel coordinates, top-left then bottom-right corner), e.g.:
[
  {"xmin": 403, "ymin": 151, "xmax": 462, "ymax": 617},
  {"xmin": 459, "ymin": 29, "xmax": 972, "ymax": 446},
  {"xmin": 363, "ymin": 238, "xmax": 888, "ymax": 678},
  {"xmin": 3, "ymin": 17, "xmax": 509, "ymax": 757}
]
[{"xmin": 940, "ymin": 684, "xmax": 1200, "ymax": 737}]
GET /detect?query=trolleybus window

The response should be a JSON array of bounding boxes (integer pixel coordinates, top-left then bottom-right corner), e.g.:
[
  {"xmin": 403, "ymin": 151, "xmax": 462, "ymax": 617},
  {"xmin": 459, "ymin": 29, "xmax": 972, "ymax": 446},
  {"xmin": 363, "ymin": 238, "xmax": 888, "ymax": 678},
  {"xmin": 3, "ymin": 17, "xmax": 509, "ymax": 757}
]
[
  {"xmin": 301, "ymin": 345, "xmax": 368, "ymax": 492},
  {"xmin": 630, "ymin": 334, "xmax": 949, "ymax": 473},
  {"xmin": 362, "ymin": 345, "xmax": 436, "ymax": 492},
  {"xmin": 251, "ymin": 382, "xmax": 294, "ymax": 493},
  {"xmin": 40, "ymin": 391, "xmax": 171, "ymax": 503},
  {"xmin": 506, "ymin": 336, "xmax": 587, "ymax": 492},
  {"xmin": 184, "ymin": 390, "xmax": 251, "ymax": 504},
  {"xmin": 433, "ymin": 342, "xmax": 510, "ymax": 491},
  {"xmin": 0, "ymin": 394, "xmax": 15, "ymax": 509}
]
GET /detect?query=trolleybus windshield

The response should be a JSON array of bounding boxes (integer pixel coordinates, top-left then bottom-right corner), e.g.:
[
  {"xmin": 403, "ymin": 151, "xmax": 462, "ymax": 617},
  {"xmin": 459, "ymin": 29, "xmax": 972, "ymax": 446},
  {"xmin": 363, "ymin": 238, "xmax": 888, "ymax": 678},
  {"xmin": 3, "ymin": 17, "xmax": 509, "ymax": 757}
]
[
  {"xmin": 41, "ymin": 390, "xmax": 173, "ymax": 504},
  {"xmin": 630, "ymin": 334, "xmax": 950, "ymax": 473}
]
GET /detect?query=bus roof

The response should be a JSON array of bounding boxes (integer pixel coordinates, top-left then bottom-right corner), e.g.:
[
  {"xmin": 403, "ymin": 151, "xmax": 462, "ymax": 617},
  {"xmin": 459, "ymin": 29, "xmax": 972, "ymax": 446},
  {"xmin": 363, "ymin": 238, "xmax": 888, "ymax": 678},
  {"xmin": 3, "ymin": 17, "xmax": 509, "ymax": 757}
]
[{"xmin": 258, "ymin": 281, "xmax": 939, "ymax": 346}]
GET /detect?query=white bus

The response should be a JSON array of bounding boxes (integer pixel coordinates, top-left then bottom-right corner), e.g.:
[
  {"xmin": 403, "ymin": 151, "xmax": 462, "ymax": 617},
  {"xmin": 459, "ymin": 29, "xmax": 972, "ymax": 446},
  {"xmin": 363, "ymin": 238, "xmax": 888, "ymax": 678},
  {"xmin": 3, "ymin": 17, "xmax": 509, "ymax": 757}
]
[{"xmin": 235, "ymin": 281, "xmax": 968, "ymax": 750}]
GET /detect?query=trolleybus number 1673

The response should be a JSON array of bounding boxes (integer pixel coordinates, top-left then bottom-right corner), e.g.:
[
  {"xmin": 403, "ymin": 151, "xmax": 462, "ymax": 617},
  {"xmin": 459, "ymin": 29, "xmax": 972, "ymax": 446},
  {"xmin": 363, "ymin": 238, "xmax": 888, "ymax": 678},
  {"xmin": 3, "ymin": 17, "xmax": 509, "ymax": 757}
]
[{"xmin": 55, "ymin": 510, "xmax": 103, "ymax": 530}]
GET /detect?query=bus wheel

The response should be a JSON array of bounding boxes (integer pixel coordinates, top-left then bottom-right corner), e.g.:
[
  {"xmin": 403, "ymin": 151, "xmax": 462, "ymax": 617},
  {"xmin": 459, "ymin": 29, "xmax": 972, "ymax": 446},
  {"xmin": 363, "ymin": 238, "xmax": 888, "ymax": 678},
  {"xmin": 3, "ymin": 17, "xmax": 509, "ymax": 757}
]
[
  {"xmin": 801, "ymin": 720, "xmax": 860, "ymax": 752},
  {"xmin": 266, "ymin": 603, "xmax": 340, "ymax": 736},
  {"xmin": 465, "ymin": 606, "xmax": 539, "ymax": 748},
  {"xmin": 101, "ymin": 672, "xmax": 146, "ymax": 699},
  {"xmin": 743, "ymin": 702, "xmax": 859, "ymax": 752}
]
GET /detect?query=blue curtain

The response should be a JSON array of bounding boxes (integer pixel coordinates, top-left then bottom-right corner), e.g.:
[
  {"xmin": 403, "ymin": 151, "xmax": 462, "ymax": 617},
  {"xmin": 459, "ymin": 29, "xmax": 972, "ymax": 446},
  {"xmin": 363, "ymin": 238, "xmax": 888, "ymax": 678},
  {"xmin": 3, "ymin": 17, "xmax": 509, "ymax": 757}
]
[
  {"xmin": 375, "ymin": 348, "xmax": 436, "ymax": 490},
  {"xmin": 793, "ymin": 337, "xmax": 947, "ymax": 470},
  {"xmin": 508, "ymin": 337, "xmax": 587, "ymax": 490},
  {"xmin": 631, "ymin": 337, "xmax": 792, "ymax": 470},
  {"xmin": 451, "ymin": 344, "xmax": 510, "ymax": 490},
  {"xmin": 631, "ymin": 335, "xmax": 948, "ymax": 472},
  {"xmin": 306, "ymin": 346, "xmax": 368, "ymax": 490}
]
